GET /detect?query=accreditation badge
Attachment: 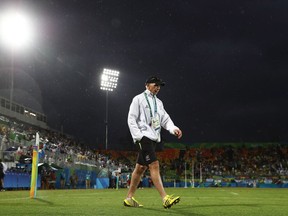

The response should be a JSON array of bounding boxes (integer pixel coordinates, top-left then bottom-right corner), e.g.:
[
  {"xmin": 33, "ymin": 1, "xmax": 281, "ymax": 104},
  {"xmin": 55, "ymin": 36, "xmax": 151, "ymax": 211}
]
[{"xmin": 151, "ymin": 116, "xmax": 160, "ymax": 130}]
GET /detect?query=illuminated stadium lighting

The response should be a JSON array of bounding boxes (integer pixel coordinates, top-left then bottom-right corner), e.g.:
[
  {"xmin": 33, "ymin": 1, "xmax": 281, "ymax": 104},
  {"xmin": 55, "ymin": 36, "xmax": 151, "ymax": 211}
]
[
  {"xmin": 100, "ymin": 68, "xmax": 120, "ymax": 150},
  {"xmin": 0, "ymin": 9, "xmax": 35, "ymax": 51},
  {"xmin": 100, "ymin": 68, "xmax": 119, "ymax": 92},
  {"xmin": 0, "ymin": 8, "xmax": 36, "ymax": 112}
]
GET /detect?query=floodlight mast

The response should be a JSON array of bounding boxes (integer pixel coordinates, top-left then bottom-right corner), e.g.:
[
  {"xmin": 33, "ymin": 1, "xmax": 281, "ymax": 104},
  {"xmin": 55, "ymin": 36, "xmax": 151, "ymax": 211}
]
[
  {"xmin": 100, "ymin": 68, "xmax": 119, "ymax": 150},
  {"xmin": 0, "ymin": 9, "xmax": 35, "ymax": 111}
]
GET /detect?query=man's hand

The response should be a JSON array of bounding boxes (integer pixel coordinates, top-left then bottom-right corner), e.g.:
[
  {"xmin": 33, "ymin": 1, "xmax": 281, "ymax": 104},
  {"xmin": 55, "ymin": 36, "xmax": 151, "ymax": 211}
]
[{"xmin": 174, "ymin": 129, "xmax": 182, "ymax": 139}]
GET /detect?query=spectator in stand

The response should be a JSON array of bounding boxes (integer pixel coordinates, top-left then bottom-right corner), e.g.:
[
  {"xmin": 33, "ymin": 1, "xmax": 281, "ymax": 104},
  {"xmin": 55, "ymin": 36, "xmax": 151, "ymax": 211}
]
[
  {"xmin": 148, "ymin": 176, "xmax": 153, "ymax": 188},
  {"xmin": 86, "ymin": 171, "xmax": 91, "ymax": 189},
  {"xmin": 49, "ymin": 171, "xmax": 56, "ymax": 189},
  {"xmin": 60, "ymin": 170, "xmax": 66, "ymax": 189},
  {"xmin": 15, "ymin": 146, "xmax": 24, "ymax": 162},
  {"xmin": 70, "ymin": 172, "xmax": 78, "ymax": 189},
  {"xmin": 138, "ymin": 175, "xmax": 143, "ymax": 189},
  {"xmin": 40, "ymin": 169, "xmax": 48, "ymax": 190},
  {"xmin": 126, "ymin": 173, "xmax": 131, "ymax": 188},
  {"xmin": 0, "ymin": 127, "xmax": 9, "ymax": 153}
]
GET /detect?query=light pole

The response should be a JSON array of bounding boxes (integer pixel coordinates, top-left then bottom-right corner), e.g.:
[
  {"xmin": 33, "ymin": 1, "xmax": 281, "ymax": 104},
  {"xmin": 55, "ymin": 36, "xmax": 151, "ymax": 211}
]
[
  {"xmin": 100, "ymin": 68, "xmax": 119, "ymax": 150},
  {"xmin": 0, "ymin": 8, "xmax": 35, "ymax": 110}
]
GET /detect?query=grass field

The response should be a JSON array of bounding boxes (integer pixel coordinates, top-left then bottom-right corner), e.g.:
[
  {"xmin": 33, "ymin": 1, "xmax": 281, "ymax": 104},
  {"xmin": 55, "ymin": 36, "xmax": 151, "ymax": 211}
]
[{"xmin": 0, "ymin": 188, "xmax": 287, "ymax": 216}]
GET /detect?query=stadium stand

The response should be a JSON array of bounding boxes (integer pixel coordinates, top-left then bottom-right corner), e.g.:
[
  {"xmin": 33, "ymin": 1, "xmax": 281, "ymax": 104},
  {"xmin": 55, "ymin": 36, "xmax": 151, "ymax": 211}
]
[{"xmin": 1, "ymin": 113, "xmax": 288, "ymax": 190}]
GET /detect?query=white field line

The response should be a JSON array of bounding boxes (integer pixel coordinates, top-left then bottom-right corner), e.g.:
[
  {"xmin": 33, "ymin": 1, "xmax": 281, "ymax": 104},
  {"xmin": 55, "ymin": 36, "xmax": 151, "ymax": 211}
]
[
  {"xmin": 230, "ymin": 192, "xmax": 239, "ymax": 195},
  {"xmin": 0, "ymin": 192, "xmax": 104, "ymax": 201},
  {"xmin": 0, "ymin": 197, "xmax": 31, "ymax": 201}
]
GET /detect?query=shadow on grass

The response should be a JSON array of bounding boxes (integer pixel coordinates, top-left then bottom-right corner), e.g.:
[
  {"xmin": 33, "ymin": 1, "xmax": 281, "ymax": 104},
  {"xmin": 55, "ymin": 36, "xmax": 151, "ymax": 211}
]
[
  {"xmin": 142, "ymin": 203, "xmax": 261, "ymax": 215},
  {"xmin": 193, "ymin": 203, "xmax": 261, "ymax": 208},
  {"xmin": 33, "ymin": 198, "xmax": 54, "ymax": 205},
  {"xmin": 142, "ymin": 205, "xmax": 203, "ymax": 216}
]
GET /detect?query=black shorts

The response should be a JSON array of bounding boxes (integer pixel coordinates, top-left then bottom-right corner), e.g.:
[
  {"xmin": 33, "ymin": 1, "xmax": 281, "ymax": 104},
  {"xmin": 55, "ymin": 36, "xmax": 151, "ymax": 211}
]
[{"xmin": 136, "ymin": 136, "xmax": 158, "ymax": 166}]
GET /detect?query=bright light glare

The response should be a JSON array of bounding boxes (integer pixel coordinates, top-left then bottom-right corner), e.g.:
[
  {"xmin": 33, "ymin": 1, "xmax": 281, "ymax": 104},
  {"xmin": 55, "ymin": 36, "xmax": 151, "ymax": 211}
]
[
  {"xmin": 101, "ymin": 74, "xmax": 109, "ymax": 81},
  {"xmin": 100, "ymin": 68, "xmax": 120, "ymax": 92},
  {"xmin": 0, "ymin": 9, "xmax": 35, "ymax": 50}
]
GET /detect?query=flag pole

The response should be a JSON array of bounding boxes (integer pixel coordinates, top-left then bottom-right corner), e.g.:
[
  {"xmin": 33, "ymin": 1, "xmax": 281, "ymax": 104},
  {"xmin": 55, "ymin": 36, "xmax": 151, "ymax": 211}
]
[{"xmin": 30, "ymin": 132, "xmax": 39, "ymax": 198}]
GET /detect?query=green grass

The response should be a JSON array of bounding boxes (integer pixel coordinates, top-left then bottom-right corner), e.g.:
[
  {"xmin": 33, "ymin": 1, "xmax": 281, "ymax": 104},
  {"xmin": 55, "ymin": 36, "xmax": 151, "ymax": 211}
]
[{"xmin": 0, "ymin": 188, "xmax": 287, "ymax": 216}]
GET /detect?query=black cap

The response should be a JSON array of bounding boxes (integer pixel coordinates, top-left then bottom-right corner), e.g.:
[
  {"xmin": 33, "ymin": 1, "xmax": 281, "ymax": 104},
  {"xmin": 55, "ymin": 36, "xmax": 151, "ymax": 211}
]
[{"xmin": 145, "ymin": 76, "xmax": 165, "ymax": 86}]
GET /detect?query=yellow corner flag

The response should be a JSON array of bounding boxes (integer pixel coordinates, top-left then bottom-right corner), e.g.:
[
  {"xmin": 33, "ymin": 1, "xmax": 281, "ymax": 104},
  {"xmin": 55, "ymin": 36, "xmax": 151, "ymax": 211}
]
[{"xmin": 30, "ymin": 132, "xmax": 39, "ymax": 198}]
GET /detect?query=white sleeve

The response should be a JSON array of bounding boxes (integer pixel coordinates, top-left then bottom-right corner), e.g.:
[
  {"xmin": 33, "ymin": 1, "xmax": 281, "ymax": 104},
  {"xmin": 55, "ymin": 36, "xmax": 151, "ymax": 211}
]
[{"xmin": 127, "ymin": 97, "xmax": 143, "ymax": 142}]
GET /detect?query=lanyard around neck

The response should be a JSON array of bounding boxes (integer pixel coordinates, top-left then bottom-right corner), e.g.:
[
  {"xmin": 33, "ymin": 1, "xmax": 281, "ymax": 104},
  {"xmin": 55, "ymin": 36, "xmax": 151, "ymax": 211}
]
[{"xmin": 144, "ymin": 92, "xmax": 157, "ymax": 118}]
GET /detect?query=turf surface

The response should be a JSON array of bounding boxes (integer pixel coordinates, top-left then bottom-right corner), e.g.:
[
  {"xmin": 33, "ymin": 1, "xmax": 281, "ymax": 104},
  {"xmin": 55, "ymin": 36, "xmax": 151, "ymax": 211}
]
[{"xmin": 0, "ymin": 188, "xmax": 287, "ymax": 216}]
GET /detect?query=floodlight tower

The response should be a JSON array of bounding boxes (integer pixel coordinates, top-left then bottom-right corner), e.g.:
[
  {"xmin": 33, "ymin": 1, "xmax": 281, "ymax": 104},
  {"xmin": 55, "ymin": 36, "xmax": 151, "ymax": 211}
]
[
  {"xmin": 100, "ymin": 68, "xmax": 119, "ymax": 150},
  {"xmin": 0, "ymin": 8, "xmax": 35, "ymax": 110}
]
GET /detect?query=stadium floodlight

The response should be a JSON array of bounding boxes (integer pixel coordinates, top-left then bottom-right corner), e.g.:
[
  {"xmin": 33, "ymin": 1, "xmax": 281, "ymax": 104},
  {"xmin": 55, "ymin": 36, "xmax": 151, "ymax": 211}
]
[
  {"xmin": 0, "ymin": 9, "xmax": 35, "ymax": 51},
  {"xmin": 0, "ymin": 8, "xmax": 36, "ymax": 111},
  {"xmin": 100, "ymin": 68, "xmax": 119, "ymax": 92},
  {"xmin": 100, "ymin": 68, "xmax": 120, "ymax": 150}
]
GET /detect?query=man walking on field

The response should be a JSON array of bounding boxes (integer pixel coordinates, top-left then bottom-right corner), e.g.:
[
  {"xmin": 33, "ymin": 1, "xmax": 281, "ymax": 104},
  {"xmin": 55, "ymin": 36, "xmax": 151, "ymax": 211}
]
[{"xmin": 124, "ymin": 76, "xmax": 182, "ymax": 209}]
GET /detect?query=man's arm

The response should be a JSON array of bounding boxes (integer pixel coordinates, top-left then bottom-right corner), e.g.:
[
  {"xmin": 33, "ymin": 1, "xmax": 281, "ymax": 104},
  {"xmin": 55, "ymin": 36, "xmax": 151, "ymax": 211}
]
[{"xmin": 127, "ymin": 97, "xmax": 143, "ymax": 142}]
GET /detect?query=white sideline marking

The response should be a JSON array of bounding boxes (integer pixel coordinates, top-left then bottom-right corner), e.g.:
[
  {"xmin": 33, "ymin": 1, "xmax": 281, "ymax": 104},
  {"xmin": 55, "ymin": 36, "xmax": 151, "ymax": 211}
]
[
  {"xmin": 230, "ymin": 192, "xmax": 239, "ymax": 195},
  {"xmin": 0, "ymin": 197, "xmax": 30, "ymax": 201}
]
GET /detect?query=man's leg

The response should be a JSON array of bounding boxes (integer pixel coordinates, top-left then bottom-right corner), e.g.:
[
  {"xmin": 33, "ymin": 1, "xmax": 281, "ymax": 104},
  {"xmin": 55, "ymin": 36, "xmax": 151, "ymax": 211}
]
[
  {"xmin": 149, "ymin": 160, "xmax": 166, "ymax": 199},
  {"xmin": 149, "ymin": 160, "xmax": 180, "ymax": 208},
  {"xmin": 126, "ymin": 163, "xmax": 146, "ymax": 198},
  {"xmin": 124, "ymin": 163, "xmax": 146, "ymax": 207}
]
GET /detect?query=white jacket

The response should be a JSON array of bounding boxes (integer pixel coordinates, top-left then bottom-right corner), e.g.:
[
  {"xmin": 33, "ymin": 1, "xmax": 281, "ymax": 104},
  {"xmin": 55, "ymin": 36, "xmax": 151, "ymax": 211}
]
[{"xmin": 128, "ymin": 89, "xmax": 179, "ymax": 143}]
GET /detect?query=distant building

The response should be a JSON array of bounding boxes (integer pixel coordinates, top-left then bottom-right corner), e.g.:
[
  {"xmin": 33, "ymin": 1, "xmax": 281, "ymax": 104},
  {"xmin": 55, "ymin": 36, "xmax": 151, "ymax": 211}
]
[{"xmin": 0, "ymin": 96, "xmax": 48, "ymax": 129}]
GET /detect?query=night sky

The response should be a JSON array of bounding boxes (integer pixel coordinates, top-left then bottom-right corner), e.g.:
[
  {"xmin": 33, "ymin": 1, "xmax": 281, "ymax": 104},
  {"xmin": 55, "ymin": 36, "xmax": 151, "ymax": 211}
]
[{"xmin": 1, "ymin": 0, "xmax": 288, "ymax": 149}]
